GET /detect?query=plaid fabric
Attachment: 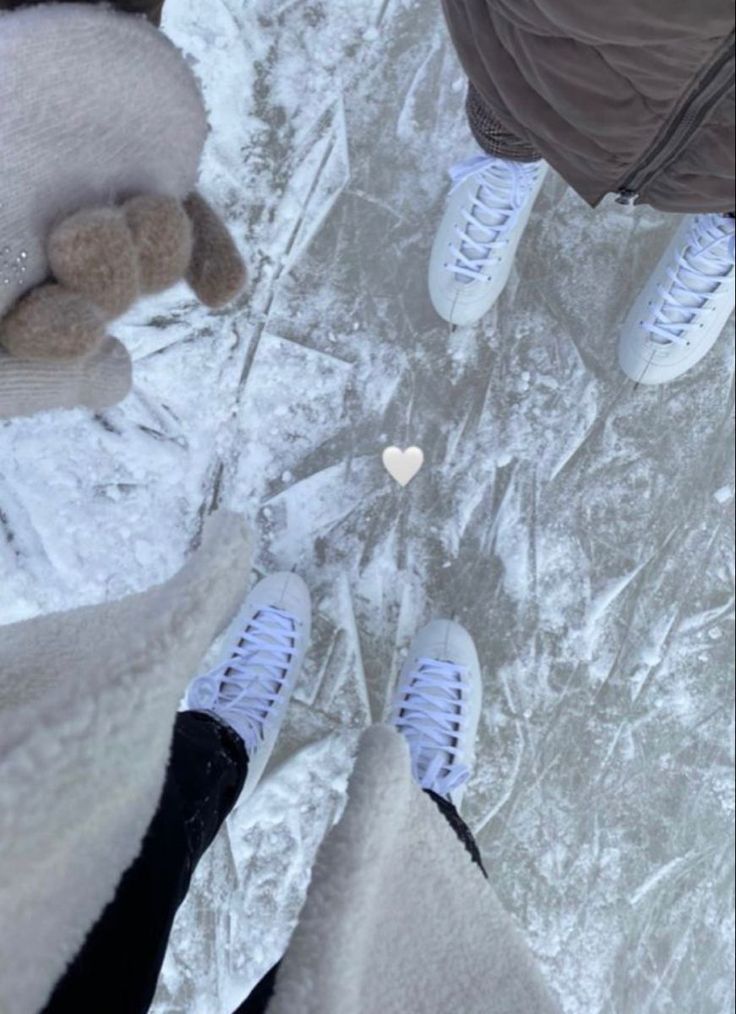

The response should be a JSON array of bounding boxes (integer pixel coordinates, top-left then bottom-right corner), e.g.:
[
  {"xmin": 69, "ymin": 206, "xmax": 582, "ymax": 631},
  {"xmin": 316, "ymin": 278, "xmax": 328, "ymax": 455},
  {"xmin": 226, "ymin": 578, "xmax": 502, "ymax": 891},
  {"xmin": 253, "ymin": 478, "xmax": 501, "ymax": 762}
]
[{"xmin": 466, "ymin": 82, "xmax": 542, "ymax": 162}]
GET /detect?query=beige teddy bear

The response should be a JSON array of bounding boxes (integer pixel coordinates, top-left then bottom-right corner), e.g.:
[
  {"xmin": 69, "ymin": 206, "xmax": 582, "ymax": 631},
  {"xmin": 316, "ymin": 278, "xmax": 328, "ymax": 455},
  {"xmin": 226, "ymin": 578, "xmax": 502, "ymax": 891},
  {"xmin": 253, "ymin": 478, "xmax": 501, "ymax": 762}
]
[{"xmin": 1, "ymin": 193, "xmax": 245, "ymax": 360}]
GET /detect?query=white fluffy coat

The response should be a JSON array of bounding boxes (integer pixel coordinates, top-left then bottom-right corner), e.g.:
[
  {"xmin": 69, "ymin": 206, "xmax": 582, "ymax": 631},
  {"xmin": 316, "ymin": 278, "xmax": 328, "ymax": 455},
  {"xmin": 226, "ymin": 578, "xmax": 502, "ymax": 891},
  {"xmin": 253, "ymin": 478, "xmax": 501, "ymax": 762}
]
[
  {"xmin": 269, "ymin": 725, "xmax": 562, "ymax": 1014},
  {"xmin": 0, "ymin": 511, "xmax": 252, "ymax": 1014}
]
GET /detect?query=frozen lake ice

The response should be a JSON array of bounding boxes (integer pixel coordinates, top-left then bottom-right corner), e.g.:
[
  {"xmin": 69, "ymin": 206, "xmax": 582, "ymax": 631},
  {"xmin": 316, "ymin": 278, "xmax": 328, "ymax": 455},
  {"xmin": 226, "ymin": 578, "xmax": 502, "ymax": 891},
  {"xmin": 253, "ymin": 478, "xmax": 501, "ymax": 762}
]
[{"xmin": 0, "ymin": 1, "xmax": 733, "ymax": 1011}]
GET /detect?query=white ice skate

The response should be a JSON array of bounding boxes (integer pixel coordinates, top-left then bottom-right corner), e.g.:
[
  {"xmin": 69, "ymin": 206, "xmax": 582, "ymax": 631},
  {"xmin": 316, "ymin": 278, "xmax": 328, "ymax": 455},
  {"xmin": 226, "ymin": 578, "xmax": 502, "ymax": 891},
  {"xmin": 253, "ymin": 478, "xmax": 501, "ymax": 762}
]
[
  {"xmin": 185, "ymin": 572, "xmax": 311, "ymax": 800},
  {"xmin": 389, "ymin": 619, "xmax": 483, "ymax": 810},
  {"xmin": 428, "ymin": 153, "xmax": 548, "ymax": 326},
  {"xmin": 618, "ymin": 213, "xmax": 735, "ymax": 384}
]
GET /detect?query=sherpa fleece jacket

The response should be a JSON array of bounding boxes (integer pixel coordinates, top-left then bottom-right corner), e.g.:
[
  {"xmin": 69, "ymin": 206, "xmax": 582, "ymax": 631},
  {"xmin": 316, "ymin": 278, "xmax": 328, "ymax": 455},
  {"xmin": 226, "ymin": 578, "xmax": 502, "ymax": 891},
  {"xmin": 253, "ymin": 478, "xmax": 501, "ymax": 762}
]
[
  {"xmin": 0, "ymin": 0, "xmax": 163, "ymax": 24},
  {"xmin": 443, "ymin": 0, "xmax": 735, "ymax": 212},
  {"xmin": 0, "ymin": 511, "xmax": 252, "ymax": 1014},
  {"xmin": 268, "ymin": 725, "xmax": 562, "ymax": 1014},
  {"xmin": 0, "ymin": 528, "xmax": 561, "ymax": 1014}
]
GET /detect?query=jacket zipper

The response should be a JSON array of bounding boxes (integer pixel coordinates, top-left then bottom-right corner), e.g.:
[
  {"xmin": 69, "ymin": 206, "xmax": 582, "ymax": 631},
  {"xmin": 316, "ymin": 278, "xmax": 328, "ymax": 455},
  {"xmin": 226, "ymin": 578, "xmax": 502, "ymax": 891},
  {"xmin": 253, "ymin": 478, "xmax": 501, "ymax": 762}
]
[{"xmin": 616, "ymin": 31, "xmax": 735, "ymax": 205}]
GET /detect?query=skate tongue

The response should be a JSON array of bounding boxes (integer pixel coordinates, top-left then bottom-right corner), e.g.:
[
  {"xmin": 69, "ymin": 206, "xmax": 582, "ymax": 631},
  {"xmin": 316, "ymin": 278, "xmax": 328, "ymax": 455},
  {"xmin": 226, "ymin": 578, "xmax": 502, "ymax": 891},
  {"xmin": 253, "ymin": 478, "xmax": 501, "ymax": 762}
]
[
  {"xmin": 413, "ymin": 663, "xmax": 462, "ymax": 750},
  {"xmin": 224, "ymin": 621, "xmax": 293, "ymax": 714},
  {"xmin": 685, "ymin": 232, "xmax": 734, "ymax": 289},
  {"xmin": 474, "ymin": 182, "xmax": 511, "ymax": 236},
  {"xmin": 457, "ymin": 182, "xmax": 511, "ymax": 272},
  {"xmin": 657, "ymin": 226, "xmax": 734, "ymax": 336}
]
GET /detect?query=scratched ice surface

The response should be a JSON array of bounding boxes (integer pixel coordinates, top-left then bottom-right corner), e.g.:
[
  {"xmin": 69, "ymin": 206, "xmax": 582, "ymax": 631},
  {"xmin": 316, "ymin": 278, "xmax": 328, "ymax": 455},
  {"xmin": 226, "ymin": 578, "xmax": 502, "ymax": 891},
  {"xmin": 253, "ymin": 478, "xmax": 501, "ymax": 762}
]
[{"xmin": 0, "ymin": 0, "xmax": 733, "ymax": 1011}]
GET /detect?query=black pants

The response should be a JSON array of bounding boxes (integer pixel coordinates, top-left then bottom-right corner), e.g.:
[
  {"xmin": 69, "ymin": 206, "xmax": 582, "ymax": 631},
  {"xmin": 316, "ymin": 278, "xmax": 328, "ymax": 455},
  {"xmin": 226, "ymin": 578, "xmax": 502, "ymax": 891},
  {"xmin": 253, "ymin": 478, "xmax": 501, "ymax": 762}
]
[{"xmin": 44, "ymin": 712, "xmax": 486, "ymax": 1014}]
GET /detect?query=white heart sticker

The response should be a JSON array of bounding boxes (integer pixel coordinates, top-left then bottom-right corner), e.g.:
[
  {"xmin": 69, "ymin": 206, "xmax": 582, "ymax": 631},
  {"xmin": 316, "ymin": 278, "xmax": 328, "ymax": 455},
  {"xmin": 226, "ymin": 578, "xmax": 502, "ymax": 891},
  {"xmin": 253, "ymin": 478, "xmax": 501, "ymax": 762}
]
[{"xmin": 382, "ymin": 446, "xmax": 424, "ymax": 487}]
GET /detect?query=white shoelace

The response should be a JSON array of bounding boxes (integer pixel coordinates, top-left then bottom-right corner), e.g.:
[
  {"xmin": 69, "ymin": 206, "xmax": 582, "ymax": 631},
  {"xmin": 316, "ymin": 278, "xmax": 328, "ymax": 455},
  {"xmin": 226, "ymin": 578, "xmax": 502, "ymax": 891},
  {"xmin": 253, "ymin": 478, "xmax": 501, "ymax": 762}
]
[
  {"xmin": 393, "ymin": 658, "xmax": 471, "ymax": 798},
  {"xmin": 190, "ymin": 606, "xmax": 298, "ymax": 754},
  {"xmin": 644, "ymin": 214, "xmax": 736, "ymax": 346},
  {"xmin": 445, "ymin": 154, "xmax": 542, "ymax": 283}
]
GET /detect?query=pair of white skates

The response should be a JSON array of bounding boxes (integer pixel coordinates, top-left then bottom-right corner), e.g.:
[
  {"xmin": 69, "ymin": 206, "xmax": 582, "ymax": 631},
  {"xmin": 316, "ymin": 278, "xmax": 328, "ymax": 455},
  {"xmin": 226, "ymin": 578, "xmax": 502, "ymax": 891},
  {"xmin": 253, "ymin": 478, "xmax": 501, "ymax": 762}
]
[
  {"xmin": 186, "ymin": 573, "xmax": 481, "ymax": 810},
  {"xmin": 428, "ymin": 154, "xmax": 735, "ymax": 385},
  {"xmin": 185, "ymin": 165, "xmax": 735, "ymax": 811}
]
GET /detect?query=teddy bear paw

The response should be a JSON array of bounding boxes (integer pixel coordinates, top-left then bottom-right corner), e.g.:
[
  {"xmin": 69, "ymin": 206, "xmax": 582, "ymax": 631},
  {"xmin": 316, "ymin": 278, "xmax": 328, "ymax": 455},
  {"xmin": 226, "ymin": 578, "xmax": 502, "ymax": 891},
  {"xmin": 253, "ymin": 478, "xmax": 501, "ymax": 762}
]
[
  {"xmin": 0, "ymin": 284, "xmax": 106, "ymax": 360},
  {"xmin": 124, "ymin": 195, "xmax": 193, "ymax": 295}
]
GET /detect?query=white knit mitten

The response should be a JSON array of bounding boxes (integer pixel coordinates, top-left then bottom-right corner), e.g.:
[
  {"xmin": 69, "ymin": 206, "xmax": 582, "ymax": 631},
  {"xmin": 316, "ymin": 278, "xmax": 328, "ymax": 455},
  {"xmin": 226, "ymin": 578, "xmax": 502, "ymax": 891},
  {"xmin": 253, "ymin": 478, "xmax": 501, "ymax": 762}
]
[{"xmin": 0, "ymin": 338, "xmax": 132, "ymax": 420}]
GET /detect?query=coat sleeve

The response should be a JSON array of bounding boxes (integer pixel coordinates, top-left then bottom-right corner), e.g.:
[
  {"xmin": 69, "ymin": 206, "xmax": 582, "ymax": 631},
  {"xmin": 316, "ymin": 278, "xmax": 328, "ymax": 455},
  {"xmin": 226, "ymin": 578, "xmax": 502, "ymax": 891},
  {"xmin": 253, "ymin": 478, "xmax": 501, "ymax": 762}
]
[
  {"xmin": 0, "ymin": 0, "xmax": 164, "ymax": 26},
  {"xmin": 0, "ymin": 510, "xmax": 252, "ymax": 1014},
  {"xmin": 269, "ymin": 725, "xmax": 562, "ymax": 1014}
]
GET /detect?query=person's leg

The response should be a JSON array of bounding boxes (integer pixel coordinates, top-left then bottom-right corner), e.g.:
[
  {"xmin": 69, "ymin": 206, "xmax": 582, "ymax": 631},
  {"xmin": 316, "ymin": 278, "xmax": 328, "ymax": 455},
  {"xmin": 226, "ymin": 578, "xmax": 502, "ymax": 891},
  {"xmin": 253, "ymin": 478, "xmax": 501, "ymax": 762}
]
[
  {"xmin": 425, "ymin": 788, "xmax": 488, "ymax": 878},
  {"xmin": 388, "ymin": 618, "xmax": 491, "ymax": 880},
  {"xmin": 466, "ymin": 82, "xmax": 542, "ymax": 163},
  {"xmin": 231, "ymin": 963, "xmax": 281, "ymax": 1014},
  {"xmin": 428, "ymin": 82, "xmax": 547, "ymax": 326},
  {"xmin": 229, "ymin": 767, "xmax": 489, "ymax": 1014},
  {"xmin": 45, "ymin": 571, "xmax": 311, "ymax": 1014},
  {"xmin": 233, "ymin": 616, "xmax": 490, "ymax": 1014},
  {"xmin": 618, "ymin": 211, "xmax": 735, "ymax": 384},
  {"xmin": 229, "ymin": 759, "xmax": 489, "ymax": 1014},
  {"xmin": 43, "ymin": 711, "xmax": 248, "ymax": 1014}
]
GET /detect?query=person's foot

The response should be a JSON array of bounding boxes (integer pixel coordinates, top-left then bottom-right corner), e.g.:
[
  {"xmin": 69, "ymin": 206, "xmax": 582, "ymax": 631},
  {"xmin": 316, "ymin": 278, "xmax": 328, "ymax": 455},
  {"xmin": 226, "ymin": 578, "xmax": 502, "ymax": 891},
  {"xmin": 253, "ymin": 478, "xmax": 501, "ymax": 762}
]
[
  {"xmin": 618, "ymin": 213, "xmax": 735, "ymax": 384},
  {"xmin": 389, "ymin": 619, "xmax": 482, "ymax": 810},
  {"xmin": 428, "ymin": 153, "xmax": 548, "ymax": 326},
  {"xmin": 184, "ymin": 572, "xmax": 311, "ymax": 800}
]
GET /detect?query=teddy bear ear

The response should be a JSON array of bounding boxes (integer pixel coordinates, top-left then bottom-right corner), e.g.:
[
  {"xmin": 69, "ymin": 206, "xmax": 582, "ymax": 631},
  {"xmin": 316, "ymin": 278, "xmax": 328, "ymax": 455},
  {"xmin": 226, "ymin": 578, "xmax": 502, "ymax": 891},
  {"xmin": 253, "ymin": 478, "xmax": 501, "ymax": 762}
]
[
  {"xmin": 48, "ymin": 208, "xmax": 140, "ymax": 319},
  {"xmin": 0, "ymin": 283, "xmax": 106, "ymax": 361},
  {"xmin": 183, "ymin": 192, "xmax": 247, "ymax": 309},
  {"xmin": 123, "ymin": 195, "xmax": 193, "ymax": 295}
]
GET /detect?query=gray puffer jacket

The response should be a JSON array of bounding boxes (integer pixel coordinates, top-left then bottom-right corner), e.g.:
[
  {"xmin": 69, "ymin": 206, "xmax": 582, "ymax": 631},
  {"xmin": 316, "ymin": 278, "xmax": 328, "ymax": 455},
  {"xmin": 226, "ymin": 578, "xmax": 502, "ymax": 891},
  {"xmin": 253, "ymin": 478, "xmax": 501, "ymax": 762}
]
[{"xmin": 443, "ymin": 0, "xmax": 735, "ymax": 212}]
